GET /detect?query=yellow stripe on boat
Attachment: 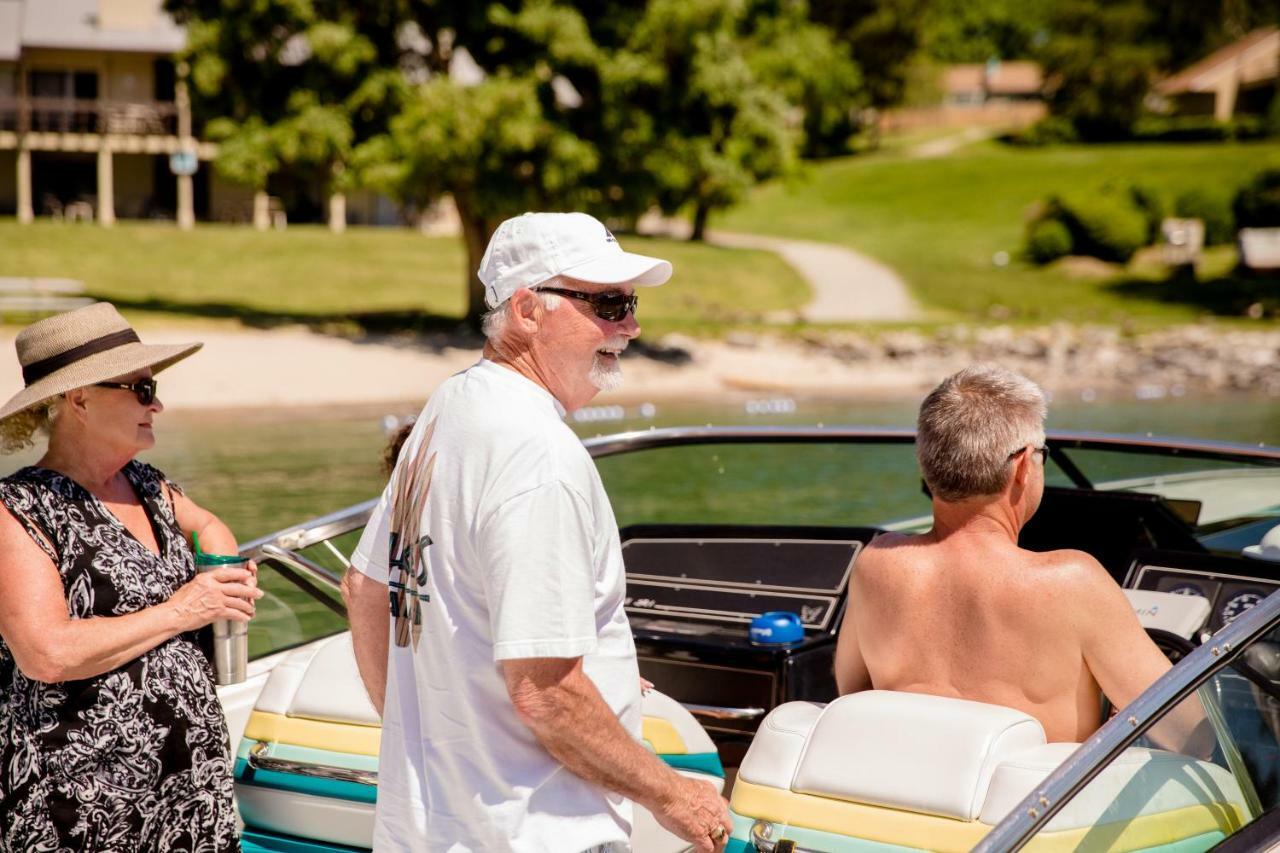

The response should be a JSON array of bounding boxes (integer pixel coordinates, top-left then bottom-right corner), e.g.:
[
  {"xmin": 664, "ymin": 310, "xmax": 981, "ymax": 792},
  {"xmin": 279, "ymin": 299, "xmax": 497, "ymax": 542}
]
[
  {"xmin": 641, "ymin": 716, "xmax": 686, "ymax": 754},
  {"xmin": 730, "ymin": 779, "xmax": 1245, "ymax": 853},
  {"xmin": 243, "ymin": 711, "xmax": 382, "ymax": 757}
]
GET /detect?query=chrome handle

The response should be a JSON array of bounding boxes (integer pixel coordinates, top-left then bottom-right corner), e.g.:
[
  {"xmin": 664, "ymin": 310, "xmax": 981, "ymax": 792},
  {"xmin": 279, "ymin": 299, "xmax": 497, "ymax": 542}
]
[
  {"xmin": 751, "ymin": 820, "xmax": 808, "ymax": 852},
  {"xmin": 682, "ymin": 703, "xmax": 766, "ymax": 720},
  {"xmin": 247, "ymin": 741, "xmax": 378, "ymax": 786}
]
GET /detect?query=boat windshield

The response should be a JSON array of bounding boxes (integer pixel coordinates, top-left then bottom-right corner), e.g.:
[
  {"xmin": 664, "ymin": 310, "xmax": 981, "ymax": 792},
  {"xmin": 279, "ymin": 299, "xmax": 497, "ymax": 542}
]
[
  {"xmin": 1051, "ymin": 443, "xmax": 1280, "ymax": 554},
  {"xmin": 594, "ymin": 439, "xmax": 931, "ymax": 529},
  {"xmin": 591, "ymin": 430, "xmax": 1280, "ymax": 554}
]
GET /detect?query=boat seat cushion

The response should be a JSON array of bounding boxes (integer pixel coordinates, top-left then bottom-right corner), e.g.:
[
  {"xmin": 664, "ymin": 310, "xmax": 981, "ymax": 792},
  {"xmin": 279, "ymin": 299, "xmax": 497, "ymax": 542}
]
[
  {"xmin": 252, "ymin": 633, "xmax": 380, "ymax": 727},
  {"xmin": 741, "ymin": 691, "xmax": 1046, "ymax": 820},
  {"xmin": 981, "ymin": 742, "xmax": 1248, "ymax": 832}
]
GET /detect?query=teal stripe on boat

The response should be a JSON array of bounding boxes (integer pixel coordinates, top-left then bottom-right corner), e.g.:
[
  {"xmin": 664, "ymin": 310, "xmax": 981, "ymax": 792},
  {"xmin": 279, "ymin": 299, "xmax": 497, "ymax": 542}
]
[
  {"xmin": 234, "ymin": 758, "xmax": 377, "ymax": 804},
  {"xmin": 237, "ymin": 738, "xmax": 380, "ymax": 773},
  {"xmin": 660, "ymin": 751, "xmax": 725, "ymax": 778},
  {"xmin": 240, "ymin": 828, "xmax": 370, "ymax": 853},
  {"xmin": 1127, "ymin": 831, "xmax": 1227, "ymax": 853}
]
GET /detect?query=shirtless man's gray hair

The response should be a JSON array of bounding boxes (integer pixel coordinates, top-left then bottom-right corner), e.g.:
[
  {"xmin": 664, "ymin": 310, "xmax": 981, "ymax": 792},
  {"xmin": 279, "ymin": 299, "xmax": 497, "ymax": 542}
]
[
  {"xmin": 834, "ymin": 364, "xmax": 1199, "ymax": 745},
  {"xmin": 916, "ymin": 364, "xmax": 1047, "ymax": 501}
]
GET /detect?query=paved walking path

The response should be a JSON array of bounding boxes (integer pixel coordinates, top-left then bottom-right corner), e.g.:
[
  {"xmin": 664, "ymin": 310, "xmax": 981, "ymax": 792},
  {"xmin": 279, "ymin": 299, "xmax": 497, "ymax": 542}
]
[{"xmin": 642, "ymin": 215, "xmax": 920, "ymax": 323}]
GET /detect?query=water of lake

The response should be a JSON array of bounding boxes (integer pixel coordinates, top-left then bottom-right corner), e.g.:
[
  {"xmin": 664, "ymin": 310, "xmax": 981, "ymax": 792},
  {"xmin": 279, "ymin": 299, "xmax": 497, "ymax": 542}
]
[{"xmin": 3, "ymin": 391, "xmax": 1277, "ymax": 541}]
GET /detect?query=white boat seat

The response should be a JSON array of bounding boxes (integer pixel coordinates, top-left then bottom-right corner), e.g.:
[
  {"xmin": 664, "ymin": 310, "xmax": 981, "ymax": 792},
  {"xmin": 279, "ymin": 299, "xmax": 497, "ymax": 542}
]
[
  {"xmin": 731, "ymin": 691, "xmax": 1250, "ymax": 853},
  {"xmin": 251, "ymin": 633, "xmax": 380, "ymax": 726},
  {"xmin": 236, "ymin": 633, "xmax": 722, "ymax": 853},
  {"xmin": 741, "ymin": 690, "xmax": 1046, "ymax": 821}
]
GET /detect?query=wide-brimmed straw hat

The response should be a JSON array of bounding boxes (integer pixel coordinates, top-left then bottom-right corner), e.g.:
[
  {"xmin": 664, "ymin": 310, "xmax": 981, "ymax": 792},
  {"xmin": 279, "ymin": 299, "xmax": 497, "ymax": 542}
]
[{"xmin": 0, "ymin": 302, "xmax": 201, "ymax": 422}]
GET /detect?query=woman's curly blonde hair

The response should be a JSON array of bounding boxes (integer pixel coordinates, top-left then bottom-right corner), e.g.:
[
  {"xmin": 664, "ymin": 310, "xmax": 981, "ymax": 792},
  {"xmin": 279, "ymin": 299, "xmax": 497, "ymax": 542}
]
[{"xmin": 0, "ymin": 399, "xmax": 60, "ymax": 454}]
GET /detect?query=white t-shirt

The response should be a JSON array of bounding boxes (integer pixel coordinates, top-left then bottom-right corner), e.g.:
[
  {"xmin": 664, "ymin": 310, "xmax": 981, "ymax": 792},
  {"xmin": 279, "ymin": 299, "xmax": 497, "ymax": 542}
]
[{"xmin": 351, "ymin": 359, "xmax": 641, "ymax": 853}]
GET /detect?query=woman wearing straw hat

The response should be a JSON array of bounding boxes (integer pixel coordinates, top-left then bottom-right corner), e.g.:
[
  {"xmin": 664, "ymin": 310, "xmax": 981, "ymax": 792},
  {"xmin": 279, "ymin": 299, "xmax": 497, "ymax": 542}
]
[{"xmin": 0, "ymin": 303, "xmax": 260, "ymax": 852}]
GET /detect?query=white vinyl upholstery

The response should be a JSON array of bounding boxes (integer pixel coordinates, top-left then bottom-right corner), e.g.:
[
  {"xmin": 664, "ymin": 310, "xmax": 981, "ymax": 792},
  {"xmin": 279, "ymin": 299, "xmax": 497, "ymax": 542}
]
[
  {"xmin": 1124, "ymin": 589, "xmax": 1212, "ymax": 640},
  {"xmin": 737, "ymin": 701, "xmax": 825, "ymax": 790},
  {"xmin": 790, "ymin": 691, "xmax": 1046, "ymax": 821},
  {"xmin": 252, "ymin": 633, "xmax": 380, "ymax": 726},
  {"xmin": 980, "ymin": 743, "xmax": 1248, "ymax": 829}
]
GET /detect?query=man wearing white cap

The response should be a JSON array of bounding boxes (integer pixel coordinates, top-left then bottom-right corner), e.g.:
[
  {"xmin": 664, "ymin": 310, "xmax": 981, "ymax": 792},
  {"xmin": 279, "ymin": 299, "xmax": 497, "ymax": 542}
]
[{"xmin": 346, "ymin": 213, "xmax": 732, "ymax": 853}]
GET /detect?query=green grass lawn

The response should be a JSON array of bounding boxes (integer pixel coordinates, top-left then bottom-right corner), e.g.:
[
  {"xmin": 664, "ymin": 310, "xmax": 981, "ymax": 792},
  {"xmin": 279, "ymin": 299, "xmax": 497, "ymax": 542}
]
[
  {"xmin": 718, "ymin": 139, "xmax": 1280, "ymax": 326},
  {"xmin": 0, "ymin": 220, "xmax": 808, "ymax": 338}
]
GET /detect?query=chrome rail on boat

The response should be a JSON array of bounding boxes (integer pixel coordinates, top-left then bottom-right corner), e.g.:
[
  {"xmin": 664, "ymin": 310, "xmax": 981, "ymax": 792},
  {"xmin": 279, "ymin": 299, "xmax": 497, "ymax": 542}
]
[
  {"xmin": 246, "ymin": 741, "xmax": 378, "ymax": 786},
  {"xmin": 681, "ymin": 703, "xmax": 765, "ymax": 721}
]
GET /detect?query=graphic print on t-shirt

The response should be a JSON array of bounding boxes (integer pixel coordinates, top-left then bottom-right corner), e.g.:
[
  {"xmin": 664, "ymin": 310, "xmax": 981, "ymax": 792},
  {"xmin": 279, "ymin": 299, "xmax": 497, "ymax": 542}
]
[{"xmin": 388, "ymin": 418, "xmax": 437, "ymax": 649}]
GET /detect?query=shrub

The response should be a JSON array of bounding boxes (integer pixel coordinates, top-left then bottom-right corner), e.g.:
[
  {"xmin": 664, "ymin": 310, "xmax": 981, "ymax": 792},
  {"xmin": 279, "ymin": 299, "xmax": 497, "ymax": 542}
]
[
  {"xmin": 1125, "ymin": 183, "xmax": 1166, "ymax": 244},
  {"xmin": 1012, "ymin": 116, "xmax": 1079, "ymax": 147},
  {"xmin": 1234, "ymin": 169, "xmax": 1280, "ymax": 229},
  {"xmin": 1130, "ymin": 115, "xmax": 1267, "ymax": 142},
  {"xmin": 1051, "ymin": 193, "xmax": 1148, "ymax": 263},
  {"xmin": 1173, "ymin": 189, "xmax": 1235, "ymax": 246},
  {"xmin": 1026, "ymin": 219, "xmax": 1073, "ymax": 264}
]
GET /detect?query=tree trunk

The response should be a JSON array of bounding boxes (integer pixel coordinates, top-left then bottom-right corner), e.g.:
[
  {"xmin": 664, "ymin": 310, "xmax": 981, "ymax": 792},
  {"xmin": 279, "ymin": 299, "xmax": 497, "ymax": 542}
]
[
  {"xmin": 691, "ymin": 199, "xmax": 711, "ymax": 242},
  {"xmin": 453, "ymin": 190, "xmax": 495, "ymax": 330}
]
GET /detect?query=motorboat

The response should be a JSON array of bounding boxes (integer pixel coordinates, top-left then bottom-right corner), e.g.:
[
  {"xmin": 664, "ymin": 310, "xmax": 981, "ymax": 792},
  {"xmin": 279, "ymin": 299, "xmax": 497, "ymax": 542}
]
[{"xmin": 218, "ymin": 427, "xmax": 1280, "ymax": 852}]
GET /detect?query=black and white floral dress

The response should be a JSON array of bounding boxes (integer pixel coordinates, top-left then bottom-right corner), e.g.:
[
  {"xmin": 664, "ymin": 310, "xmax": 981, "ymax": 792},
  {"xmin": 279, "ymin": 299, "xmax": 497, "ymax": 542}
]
[{"xmin": 0, "ymin": 461, "xmax": 239, "ymax": 853}]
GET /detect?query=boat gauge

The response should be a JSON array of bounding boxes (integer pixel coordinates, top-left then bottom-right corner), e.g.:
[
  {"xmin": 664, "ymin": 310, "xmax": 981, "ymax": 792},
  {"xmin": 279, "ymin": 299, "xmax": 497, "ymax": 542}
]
[
  {"xmin": 1167, "ymin": 584, "xmax": 1205, "ymax": 597},
  {"xmin": 1221, "ymin": 591, "xmax": 1266, "ymax": 625}
]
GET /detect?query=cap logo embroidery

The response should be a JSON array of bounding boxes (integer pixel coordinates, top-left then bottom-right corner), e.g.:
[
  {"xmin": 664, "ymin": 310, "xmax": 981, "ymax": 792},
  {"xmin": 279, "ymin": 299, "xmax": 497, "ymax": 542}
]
[{"xmin": 604, "ymin": 227, "xmax": 617, "ymax": 243}]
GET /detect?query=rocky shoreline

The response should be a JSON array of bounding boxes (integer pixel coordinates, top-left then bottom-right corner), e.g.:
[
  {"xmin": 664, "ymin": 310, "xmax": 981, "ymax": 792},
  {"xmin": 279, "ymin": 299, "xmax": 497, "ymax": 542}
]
[{"xmin": 641, "ymin": 324, "xmax": 1280, "ymax": 399}]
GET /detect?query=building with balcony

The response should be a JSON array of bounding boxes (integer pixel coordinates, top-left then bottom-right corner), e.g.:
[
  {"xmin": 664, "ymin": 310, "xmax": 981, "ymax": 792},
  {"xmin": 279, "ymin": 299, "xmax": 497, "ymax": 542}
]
[{"xmin": 0, "ymin": 0, "xmax": 236, "ymax": 225}]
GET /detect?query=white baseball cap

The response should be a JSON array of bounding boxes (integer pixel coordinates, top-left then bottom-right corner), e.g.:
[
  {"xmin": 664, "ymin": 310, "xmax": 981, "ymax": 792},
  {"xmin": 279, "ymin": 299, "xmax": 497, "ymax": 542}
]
[
  {"xmin": 477, "ymin": 212, "xmax": 672, "ymax": 308},
  {"xmin": 1244, "ymin": 523, "xmax": 1280, "ymax": 562}
]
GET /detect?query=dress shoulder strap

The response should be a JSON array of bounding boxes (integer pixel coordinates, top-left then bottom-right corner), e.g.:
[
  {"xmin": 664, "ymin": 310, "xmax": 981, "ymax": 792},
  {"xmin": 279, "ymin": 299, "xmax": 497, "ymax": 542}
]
[{"xmin": 0, "ymin": 472, "xmax": 59, "ymax": 563}]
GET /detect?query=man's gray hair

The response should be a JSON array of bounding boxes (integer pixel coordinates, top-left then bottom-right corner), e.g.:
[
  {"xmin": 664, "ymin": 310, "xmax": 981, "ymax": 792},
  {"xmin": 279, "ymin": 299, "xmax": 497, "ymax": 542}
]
[
  {"xmin": 916, "ymin": 364, "xmax": 1047, "ymax": 501},
  {"xmin": 480, "ymin": 277, "xmax": 564, "ymax": 343}
]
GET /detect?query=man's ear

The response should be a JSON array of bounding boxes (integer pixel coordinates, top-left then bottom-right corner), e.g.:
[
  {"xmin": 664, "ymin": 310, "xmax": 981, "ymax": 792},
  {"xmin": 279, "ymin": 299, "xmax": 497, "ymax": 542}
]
[
  {"xmin": 1010, "ymin": 445, "xmax": 1032, "ymax": 488},
  {"xmin": 509, "ymin": 288, "xmax": 542, "ymax": 332}
]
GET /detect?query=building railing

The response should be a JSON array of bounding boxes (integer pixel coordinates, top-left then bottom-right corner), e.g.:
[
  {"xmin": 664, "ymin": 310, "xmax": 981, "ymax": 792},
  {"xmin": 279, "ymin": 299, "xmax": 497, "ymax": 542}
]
[{"xmin": 0, "ymin": 95, "xmax": 179, "ymax": 136}]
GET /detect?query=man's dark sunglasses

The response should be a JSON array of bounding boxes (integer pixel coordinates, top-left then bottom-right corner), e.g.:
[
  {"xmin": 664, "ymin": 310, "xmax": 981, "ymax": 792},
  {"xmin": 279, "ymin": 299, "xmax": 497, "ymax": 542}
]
[
  {"xmin": 1007, "ymin": 444, "xmax": 1049, "ymax": 462},
  {"xmin": 95, "ymin": 378, "xmax": 158, "ymax": 406},
  {"xmin": 536, "ymin": 287, "xmax": 638, "ymax": 322}
]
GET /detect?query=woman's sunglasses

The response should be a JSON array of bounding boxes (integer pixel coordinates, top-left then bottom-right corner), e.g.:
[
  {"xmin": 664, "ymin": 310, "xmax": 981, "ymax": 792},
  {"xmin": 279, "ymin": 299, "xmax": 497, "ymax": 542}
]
[
  {"xmin": 536, "ymin": 287, "xmax": 638, "ymax": 322},
  {"xmin": 95, "ymin": 378, "xmax": 158, "ymax": 406}
]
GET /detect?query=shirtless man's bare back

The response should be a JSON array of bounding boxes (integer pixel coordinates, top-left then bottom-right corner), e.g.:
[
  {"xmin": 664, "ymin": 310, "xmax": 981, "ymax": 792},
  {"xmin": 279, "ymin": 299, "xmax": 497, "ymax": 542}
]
[{"xmin": 834, "ymin": 365, "xmax": 1174, "ymax": 743}]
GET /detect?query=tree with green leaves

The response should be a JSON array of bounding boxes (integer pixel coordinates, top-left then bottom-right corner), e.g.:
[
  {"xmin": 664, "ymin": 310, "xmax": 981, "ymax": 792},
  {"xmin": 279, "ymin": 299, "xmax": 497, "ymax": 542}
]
[
  {"xmin": 810, "ymin": 0, "xmax": 930, "ymax": 110},
  {"xmin": 1038, "ymin": 0, "xmax": 1165, "ymax": 141},
  {"xmin": 168, "ymin": 0, "xmax": 402, "ymax": 230},
  {"xmin": 922, "ymin": 0, "xmax": 1051, "ymax": 63},
  {"xmin": 171, "ymin": 0, "xmax": 864, "ymax": 321}
]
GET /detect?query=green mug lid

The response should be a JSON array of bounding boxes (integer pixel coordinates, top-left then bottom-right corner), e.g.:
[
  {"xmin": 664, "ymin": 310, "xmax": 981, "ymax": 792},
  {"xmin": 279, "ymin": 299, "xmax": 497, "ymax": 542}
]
[{"xmin": 192, "ymin": 531, "xmax": 247, "ymax": 565}]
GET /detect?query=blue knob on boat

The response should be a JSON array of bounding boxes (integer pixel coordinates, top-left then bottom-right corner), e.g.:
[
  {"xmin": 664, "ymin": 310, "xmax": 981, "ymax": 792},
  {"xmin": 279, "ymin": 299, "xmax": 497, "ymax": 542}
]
[{"xmin": 749, "ymin": 611, "xmax": 804, "ymax": 645}]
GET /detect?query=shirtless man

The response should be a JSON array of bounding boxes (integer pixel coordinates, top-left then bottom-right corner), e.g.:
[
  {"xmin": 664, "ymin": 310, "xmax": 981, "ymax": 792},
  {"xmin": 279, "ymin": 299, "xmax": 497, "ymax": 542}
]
[{"xmin": 834, "ymin": 364, "xmax": 1177, "ymax": 743}]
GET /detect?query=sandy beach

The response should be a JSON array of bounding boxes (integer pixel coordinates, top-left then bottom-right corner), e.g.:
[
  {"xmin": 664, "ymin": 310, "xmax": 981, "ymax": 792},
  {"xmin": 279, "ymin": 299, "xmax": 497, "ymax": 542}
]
[{"xmin": 0, "ymin": 322, "xmax": 1275, "ymax": 412}]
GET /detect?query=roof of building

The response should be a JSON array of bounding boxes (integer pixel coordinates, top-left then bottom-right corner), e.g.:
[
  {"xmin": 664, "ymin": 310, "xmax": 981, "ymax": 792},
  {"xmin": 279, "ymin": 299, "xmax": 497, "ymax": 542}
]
[
  {"xmin": 1156, "ymin": 27, "xmax": 1279, "ymax": 95},
  {"xmin": 0, "ymin": 1, "xmax": 22, "ymax": 61},
  {"xmin": 943, "ymin": 61, "xmax": 1043, "ymax": 96},
  {"xmin": 943, "ymin": 65, "xmax": 986, "ymax": 95},
  {"xmin": 5, "ymin": 0, "xmax": 184, "ymax": 56},
  {"xmin": 986, "ymin": 61, "xmax": 1043, "ymax": 95}
]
